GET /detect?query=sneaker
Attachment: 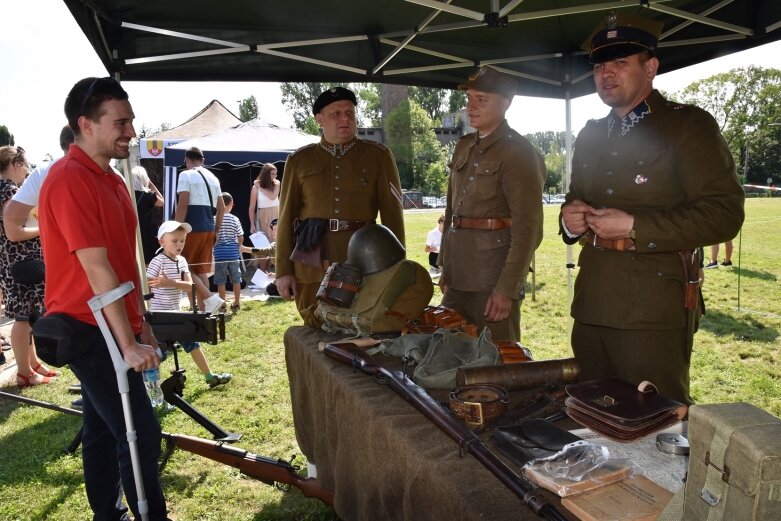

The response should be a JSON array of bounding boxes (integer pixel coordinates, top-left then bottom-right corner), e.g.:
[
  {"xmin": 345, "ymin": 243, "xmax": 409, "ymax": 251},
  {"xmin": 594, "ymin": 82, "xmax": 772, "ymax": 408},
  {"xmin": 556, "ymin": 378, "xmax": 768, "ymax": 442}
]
[
  {"xmin": 206, "ymin": 372, "xmax": 232, "ymax": 388},
  {"xmin": 71, "ymin": 398, "xmax": 83, "ymax": 410},
  {"xmin": 203, "ymin": 295, "xmax": 226, "ymax": 315},
  {"xmin": 704, "ymin": 260, "xmax": 719, "ymax": 269},
  {"xmin": 721, "ymin": 260, "xmax": 733, "ymax": 267}
]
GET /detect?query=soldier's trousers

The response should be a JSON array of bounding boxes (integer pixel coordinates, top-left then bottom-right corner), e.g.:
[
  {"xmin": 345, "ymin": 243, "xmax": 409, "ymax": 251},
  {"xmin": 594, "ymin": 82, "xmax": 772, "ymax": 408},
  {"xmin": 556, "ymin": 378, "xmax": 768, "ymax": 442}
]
[
  {"xmin": 571, "ymin": 321, "xmax": 693, "ymax": 406},
  {"xmin": 441, "ymin": 288, "xmax": 520, "ymax": 342}
]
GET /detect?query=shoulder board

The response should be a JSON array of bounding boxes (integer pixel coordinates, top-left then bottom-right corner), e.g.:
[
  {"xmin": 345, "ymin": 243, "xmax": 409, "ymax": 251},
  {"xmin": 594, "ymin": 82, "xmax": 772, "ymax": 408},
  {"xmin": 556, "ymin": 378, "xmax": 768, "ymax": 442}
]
[
  {"xmin": 359, "ymin": 139, "xmax": 389, "ymax": 151},
  {"xmin": 289, "ymin": 142, "xmax": 318, "ymax": 158}
]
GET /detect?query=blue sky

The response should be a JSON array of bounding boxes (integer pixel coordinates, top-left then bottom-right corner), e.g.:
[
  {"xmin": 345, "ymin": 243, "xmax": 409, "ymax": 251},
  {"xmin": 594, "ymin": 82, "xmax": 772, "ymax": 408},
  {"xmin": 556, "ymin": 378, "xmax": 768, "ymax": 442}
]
[{"xmin": 2, "ymin": 0, "xmax": 781, "ymax": 163}]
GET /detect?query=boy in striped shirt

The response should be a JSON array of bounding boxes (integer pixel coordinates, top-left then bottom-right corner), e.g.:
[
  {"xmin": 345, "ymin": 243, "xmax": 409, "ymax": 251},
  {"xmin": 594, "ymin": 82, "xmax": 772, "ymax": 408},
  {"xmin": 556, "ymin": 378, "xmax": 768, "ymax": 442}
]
[
  {"xmin": 147, "ymin": 220, "xmax": 232, "ymax": 388},
  {"xmin": 214, "ymin": 192, "xmax": 253, "ymax": 312}
]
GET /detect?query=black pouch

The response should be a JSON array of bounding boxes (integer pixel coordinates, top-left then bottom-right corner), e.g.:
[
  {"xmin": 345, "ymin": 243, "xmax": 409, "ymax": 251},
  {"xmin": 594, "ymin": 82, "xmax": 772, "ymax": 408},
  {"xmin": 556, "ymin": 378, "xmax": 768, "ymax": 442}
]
[
  {"xmin": 492, "ymin": 419, "xmax": 582, "ymax": 467},
  {"xmin": 32, "ymin": 314, "xmax": 99, "ymax": 367},
  {"xmin": 11, "ymin": 259, "xmax": 45, "ymax": 284}
]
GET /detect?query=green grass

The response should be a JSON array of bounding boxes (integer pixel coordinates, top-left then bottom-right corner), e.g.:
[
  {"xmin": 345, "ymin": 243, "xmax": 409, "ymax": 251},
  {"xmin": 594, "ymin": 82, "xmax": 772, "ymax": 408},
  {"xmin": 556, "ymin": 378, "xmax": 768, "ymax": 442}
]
[{"xmin": 1, "ymin": 199, "xmax": 779, "ymax": 519}]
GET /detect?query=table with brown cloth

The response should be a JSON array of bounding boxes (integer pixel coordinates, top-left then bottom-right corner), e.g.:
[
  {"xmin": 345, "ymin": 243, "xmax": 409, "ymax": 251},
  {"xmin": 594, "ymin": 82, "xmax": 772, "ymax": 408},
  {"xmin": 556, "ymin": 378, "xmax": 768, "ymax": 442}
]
[{"xmin": 284, "ymin": 326, "xmax": 577, "ymax": 521}]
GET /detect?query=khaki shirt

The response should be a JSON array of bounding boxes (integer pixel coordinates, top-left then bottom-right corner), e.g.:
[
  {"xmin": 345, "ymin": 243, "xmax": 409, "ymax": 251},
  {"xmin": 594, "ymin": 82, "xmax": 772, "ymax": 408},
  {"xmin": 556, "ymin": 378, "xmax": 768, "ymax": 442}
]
[
  {"xmin": 440, "ymin": 120, "xmax": 545, "ymax": 298},
  {"xmin": 562, "ymin": 90, "xmax": 745, "ymax": 329},
  {"xmin": 277, "ymin": 137, "xmax": 405, "ymax": 284}
]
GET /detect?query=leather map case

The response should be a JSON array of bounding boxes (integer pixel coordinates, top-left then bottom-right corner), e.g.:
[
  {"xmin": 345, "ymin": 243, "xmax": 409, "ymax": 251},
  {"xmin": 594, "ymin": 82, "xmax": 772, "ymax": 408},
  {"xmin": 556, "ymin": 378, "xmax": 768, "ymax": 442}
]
[
  {"xmin": 492, "ymin": 419, "xmax": 582, "ymax": 467},
  {"xmin": 564, "ymin": 378, "xmax": 687, "ymax": 442}
]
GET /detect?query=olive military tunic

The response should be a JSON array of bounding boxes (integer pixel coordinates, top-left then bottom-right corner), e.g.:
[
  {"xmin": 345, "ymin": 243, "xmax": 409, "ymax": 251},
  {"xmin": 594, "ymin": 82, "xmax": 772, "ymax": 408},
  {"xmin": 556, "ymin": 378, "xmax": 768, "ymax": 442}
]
[
  {"xmin": 561, "ymin": 90, "xmax": 745, "ymax": 403},
  {"xmin": 276, "ymin": 136, "xmax": 405, "ymax": 314},
  {"xmin": 440, "ymin": 119, "xmax": 545, "ymax": 340}
]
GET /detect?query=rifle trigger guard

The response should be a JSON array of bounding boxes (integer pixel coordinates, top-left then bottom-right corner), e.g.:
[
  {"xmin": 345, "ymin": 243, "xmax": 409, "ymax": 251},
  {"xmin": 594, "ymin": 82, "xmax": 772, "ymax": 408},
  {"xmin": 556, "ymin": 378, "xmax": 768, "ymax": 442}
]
[{"xmin": 372, "ymin": 372, "xmax": 388, "ymax": 385}]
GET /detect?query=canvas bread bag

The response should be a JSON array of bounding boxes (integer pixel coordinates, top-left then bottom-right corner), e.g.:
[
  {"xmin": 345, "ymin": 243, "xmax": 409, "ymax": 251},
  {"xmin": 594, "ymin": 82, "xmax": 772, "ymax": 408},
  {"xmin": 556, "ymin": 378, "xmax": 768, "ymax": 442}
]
[{"xmin": 659, "ymin": 402, "xmax": 781, "ymax": 521}]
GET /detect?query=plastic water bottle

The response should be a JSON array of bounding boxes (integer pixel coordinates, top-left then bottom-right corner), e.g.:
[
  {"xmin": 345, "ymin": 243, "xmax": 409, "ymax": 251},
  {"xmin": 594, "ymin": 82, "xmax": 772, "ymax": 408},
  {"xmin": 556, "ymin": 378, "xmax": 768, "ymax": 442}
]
[{"xmin": 142, "ymin": 367, "xmax": 164, "ymax": 408}]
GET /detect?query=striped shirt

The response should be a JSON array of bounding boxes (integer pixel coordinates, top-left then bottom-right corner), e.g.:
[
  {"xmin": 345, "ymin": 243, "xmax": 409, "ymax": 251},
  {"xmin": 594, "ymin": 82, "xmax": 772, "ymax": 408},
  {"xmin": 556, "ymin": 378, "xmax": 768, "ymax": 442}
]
[
  {"xmin": 214, "ymin": 213, "xmax": 243, "ymax": 261},
  {"xmin": 147, "ymin": 253, "xmax": 190, "ymax": 310}
]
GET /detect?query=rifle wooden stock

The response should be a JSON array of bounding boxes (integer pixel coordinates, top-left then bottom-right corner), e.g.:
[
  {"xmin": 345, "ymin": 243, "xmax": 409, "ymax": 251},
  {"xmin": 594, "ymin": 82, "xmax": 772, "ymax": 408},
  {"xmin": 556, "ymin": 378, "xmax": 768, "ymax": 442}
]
[
  {"xmin": 161, "ymin": 432, "xmax": 334, "ymax": 506},
  {"xmin": 319, "ymin": 343, "xmax": 569, "ymax": 521}
]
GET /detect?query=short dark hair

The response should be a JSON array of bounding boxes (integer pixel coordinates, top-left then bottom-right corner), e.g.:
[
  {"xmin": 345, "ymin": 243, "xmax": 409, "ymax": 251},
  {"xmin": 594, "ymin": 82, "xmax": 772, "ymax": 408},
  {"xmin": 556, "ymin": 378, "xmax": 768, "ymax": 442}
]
[
  {"xmin": 221, "ymin": 192, "xmax": 233, "ymax": 205},
  {"xmin": 185, "ymin": 147, "xmax": 204, "ymax": 161},
  {"xmin": 59, "ymin": 125, "xmax": 74, "ymax": 153},
  {"xmin": 64, "ymin": 77, "xmax": 129, "ymax": 137}
]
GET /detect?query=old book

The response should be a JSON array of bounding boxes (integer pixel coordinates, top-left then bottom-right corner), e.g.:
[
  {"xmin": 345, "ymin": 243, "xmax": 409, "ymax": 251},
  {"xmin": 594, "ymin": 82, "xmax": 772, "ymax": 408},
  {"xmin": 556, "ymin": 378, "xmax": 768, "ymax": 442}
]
[
  {"xmin": 561, "ymin": 475, "xmax": 674, "ymax": 521},
  {"xmin": 523, "ymin": 459, "xmax": 632, "ymax": 497}
]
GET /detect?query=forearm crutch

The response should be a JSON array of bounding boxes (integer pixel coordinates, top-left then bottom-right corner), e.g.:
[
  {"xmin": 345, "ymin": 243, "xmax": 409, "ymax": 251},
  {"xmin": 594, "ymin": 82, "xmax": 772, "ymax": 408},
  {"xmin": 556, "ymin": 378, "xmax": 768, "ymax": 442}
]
[{"xmin": 87, "ymin": 281, "xmax": 152, "ymax": 521}]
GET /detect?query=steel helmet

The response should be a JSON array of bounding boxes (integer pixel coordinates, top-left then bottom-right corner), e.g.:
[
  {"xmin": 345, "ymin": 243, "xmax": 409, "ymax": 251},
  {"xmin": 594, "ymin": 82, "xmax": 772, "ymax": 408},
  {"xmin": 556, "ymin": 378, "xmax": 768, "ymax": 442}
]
[{"xmin": 346, "ymin": 224, "xmax": 405, "ymax": 275}]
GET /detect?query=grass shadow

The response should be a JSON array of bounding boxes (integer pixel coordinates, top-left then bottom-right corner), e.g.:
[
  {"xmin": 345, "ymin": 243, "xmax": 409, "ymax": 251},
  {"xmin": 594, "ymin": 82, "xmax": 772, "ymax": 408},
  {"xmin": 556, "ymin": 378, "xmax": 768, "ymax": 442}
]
[
  {"xmin": 700, "ymin": 309, "xmax": 779, "ymax": 343},
  {"xmin": 731, "ymin": 267, "xmax": 778, "ymax": 281}
]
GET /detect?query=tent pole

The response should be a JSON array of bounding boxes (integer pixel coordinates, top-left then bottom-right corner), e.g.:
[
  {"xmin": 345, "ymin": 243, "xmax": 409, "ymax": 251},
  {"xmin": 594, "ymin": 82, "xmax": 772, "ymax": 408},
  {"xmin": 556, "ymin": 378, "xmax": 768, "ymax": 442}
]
[{"xmin": 564, "ymin": 80, "xmax": 575, "ymax": 310}]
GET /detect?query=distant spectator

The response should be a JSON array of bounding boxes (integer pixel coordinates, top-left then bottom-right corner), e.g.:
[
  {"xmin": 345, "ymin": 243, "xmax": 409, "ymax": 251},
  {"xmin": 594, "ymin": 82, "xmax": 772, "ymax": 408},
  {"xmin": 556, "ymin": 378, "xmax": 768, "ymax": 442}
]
[
  {"xmin": 425, "ymin": 214, "xmax": 445, "ymax": 273},
  {"xmin": 248, "ymin": 162, "xmax": 280, "ymax": 239},
  {"xmin": 0, "ymin": 145, "xmax": 55, "ymax": 387},
  {"xmin": 174, "ymin": 146, "xmax": 225, "ymax": 314},
  {"xmin": 705, "ymin": 240, "xmax": 734, "ymax": 268},
  {"xmin": 214, "ymin": 192, "xmax": 253, "ymax": 312},
  {"xmin": 132, "ymin": 165, "xmax": 164, "ymax": 264}
]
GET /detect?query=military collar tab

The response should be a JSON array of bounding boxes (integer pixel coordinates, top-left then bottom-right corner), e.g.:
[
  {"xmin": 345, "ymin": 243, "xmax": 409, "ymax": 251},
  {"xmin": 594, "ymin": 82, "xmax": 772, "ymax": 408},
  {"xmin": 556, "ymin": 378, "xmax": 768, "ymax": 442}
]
[
  {"xmin": 608, "ymin": 98, "xmax": 652, "ymax": 138},
  {"xmin": 320, "ymin": 137, "xmax": 358, "ymax": 158}
]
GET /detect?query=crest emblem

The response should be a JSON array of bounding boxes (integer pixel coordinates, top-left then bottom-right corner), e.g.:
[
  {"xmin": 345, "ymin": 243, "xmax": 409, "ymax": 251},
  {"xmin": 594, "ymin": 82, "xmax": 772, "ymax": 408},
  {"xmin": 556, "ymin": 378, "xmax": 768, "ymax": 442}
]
[
  {"xmin": 635, "ymin": 175, "xmax": 648, "ymax": 185},
  {"xmin": 146, "ymin": 140, "xmax": 163, "ymax": 157}
]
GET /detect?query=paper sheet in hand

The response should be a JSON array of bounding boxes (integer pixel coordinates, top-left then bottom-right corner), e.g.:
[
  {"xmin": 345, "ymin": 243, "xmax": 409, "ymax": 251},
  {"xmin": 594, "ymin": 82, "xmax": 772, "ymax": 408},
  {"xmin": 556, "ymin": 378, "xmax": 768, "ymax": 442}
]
[
  {"xmin": 249, "ymin": 232, "xmax": 270, "ymax": 248},
  {"xmin": 251, "ymin": 270, "xmax": 275, "ymax": 288}
]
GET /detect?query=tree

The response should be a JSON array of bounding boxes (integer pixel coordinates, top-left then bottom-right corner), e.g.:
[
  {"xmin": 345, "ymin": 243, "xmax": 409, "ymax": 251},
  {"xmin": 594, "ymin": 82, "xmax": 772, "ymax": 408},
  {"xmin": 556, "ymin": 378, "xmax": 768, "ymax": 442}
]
[
  {"xmin": 136, "ymin": 122, "xmax": 172, "ymax": 139},
  {"xmin": 0, "ymin": 125, "xmax": 14, "ymax": 146},
  {"xmin": 524, "ymin": 131, "xmax": 571, "ymax": 193},
  {"xmin": 676, "ymin": 66, "xmax": 781, "ymax": 184},
  {"xmin": 386, "ymin": 99, "xmax": 448, "ymax": 194},
  {"xmin": 448, "ymin": 90, "xmax": 467, "ymax": 114},
  {"xmin": 239, "ymin": 96, "xmax": 258, "ymax": 122},
  {"xmin": 280, "ymin": 82, "xmax": 376, "ymax": 133}
]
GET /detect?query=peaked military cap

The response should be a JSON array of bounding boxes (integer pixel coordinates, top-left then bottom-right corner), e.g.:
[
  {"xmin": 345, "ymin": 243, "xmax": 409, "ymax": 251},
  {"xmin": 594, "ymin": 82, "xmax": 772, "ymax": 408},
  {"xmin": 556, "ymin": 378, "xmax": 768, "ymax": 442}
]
[
  {"xmin": 312, "ymin": 86, "xmax": 357, "ymax": 115},
  {"xmin": 584, "ymin": 11, "xmax": 664, "ymax": 64},
  {"xmin": 457, "ymin": 66, "xmax": 517, "ymax": 99}
]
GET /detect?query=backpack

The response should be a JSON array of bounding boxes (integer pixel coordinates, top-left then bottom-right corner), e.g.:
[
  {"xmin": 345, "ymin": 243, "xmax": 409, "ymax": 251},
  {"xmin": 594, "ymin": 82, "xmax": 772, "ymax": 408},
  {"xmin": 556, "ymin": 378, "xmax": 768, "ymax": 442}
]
[{"xmin": 312, "ymin": 259, "xmax": 433, "ymax": 337}]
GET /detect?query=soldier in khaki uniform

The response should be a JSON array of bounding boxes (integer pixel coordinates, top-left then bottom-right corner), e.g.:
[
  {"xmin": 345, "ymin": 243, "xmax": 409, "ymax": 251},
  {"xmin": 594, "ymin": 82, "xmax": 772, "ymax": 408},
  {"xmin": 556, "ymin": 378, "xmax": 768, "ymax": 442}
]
[
  {"xmin": 440, "ymin": 67, "xmax": 545, "ymax": 342},
  {"xmin": 561, "ymin": 13, "xmax": 745, "ymax": 405},
  {"xmin": 276, "ymin": 87, "xmax": 405, "ymax": 319}
]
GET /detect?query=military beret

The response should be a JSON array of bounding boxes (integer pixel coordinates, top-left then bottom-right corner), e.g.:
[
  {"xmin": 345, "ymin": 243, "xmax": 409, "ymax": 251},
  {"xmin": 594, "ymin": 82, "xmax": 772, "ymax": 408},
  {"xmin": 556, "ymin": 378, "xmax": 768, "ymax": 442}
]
[
  {"xmin": 583, "ymin": 11, "xmax": 663, "ymax": 64},
  {"xmin": 457, "ymin": 66, "xmax": 517, "ymax": 99},
  {"xmin": 312, "ymin": 87, "xmax": 357, "ymax": 115}
]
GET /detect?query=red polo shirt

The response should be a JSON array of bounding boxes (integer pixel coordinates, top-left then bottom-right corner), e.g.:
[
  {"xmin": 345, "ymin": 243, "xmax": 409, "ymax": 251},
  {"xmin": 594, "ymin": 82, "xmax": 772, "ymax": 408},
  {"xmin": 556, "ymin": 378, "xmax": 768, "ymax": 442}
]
[{"xmin": 39, "ymin": 144, "xmax": 142, "ymax": 332}]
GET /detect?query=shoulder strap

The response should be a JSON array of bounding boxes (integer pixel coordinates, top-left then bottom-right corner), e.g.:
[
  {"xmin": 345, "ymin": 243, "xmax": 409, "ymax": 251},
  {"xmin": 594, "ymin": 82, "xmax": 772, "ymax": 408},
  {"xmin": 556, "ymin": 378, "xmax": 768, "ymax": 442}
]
[{"xmin": 194, "ymin": 167, "xmax": 215, "ymax": 210}]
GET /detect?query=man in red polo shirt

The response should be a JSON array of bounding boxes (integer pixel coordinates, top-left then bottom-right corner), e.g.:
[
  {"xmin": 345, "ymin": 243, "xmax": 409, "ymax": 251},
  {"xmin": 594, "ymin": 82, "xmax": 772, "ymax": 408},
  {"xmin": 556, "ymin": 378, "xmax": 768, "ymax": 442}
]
[{"xmin": 39, "ymin": 77, "xmax": 170, "ymax": 520}]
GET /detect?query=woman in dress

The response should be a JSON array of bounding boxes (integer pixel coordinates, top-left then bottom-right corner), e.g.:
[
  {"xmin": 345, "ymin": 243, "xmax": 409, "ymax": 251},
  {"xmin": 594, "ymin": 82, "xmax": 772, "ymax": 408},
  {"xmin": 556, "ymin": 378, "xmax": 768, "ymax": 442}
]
[
  {"xmin": 0, "ymin": 146, "xmax": 56, "ymax": 386},
  {"xmin": 248, "ymin": 163, "xmax": 280, "ymax": 240}
]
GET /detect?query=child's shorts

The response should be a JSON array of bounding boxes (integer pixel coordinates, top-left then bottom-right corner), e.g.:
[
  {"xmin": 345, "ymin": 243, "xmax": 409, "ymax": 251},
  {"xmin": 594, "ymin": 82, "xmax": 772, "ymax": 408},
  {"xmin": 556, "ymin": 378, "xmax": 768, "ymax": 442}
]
[
  {"xmin": 180, "ymin": 341, "xmax": 200, "ymax": 354},
  {"xmin": 214, "ymin": 259, "xmax": 241, "ymax": 285}
]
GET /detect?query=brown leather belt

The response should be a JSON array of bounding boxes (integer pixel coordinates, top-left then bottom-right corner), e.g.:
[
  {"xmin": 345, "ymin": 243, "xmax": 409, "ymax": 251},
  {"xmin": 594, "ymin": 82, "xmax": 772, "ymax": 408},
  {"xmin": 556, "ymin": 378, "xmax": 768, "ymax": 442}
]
[
  {"xmin": 451, "ymin": 216, "xmax": 512, "ymax": 231},
  {"xmin": 328, "ymin": 219, "xmax": 370, "ymax": 232},
  {"xmin": 583, "ymin": 230, "xmax": 636, "ymax": 252},
  {"xmin": 449, "ymin": 384, "xmax": 508, "ymax": 426}
]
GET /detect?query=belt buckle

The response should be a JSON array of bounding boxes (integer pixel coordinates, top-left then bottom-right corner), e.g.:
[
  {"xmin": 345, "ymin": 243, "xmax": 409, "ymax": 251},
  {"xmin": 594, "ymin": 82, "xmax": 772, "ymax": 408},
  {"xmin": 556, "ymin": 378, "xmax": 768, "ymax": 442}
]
[
  {"xmin": 451, "ymin": 215, "xmax": 459, "ymax": 228},
  {"xmin": 329, "ymin": 218, "xmax": 339, "ymax": 232}
]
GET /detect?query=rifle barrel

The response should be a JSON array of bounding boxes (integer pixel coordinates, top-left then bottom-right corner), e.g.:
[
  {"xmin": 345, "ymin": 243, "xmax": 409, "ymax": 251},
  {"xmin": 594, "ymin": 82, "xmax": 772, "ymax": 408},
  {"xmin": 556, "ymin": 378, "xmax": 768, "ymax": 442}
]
[
  {"xmin": 321, "ymin": 343, "xmax": 570, "ymax": 521},
  {"xmin": 161, "ymin": 432, "xmax": 334, "ymax": 506}
]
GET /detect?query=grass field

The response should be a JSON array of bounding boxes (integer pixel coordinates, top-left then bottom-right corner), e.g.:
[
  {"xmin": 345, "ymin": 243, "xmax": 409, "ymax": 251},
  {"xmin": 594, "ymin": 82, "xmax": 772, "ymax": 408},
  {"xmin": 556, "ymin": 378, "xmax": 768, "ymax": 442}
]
[{"xmin": 0, "ymin": 198, "xmax": 779, "ymax": 520}]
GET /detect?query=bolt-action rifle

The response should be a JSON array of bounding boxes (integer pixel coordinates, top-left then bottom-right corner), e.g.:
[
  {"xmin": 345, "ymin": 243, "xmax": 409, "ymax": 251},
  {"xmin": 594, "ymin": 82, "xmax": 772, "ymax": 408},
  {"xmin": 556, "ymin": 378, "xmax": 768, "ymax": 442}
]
[
  {"xmin": 319, "ymin": 342, "xmax": 570, "ymax": 521},
  {"xmin": 160, "ymin": 432, "xmax": 334, "ymax": 506}
]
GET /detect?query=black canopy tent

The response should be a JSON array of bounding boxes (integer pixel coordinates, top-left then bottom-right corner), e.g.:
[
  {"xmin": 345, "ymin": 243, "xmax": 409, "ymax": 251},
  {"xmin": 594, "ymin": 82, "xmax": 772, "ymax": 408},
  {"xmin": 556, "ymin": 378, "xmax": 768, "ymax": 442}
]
[
  {"xmin": 64, "ymin": 0, "xmax": 781, "ymax": 100},
  {"xmin": 63, "ymin": 0, "xmax": 781, "ymax": 299}
]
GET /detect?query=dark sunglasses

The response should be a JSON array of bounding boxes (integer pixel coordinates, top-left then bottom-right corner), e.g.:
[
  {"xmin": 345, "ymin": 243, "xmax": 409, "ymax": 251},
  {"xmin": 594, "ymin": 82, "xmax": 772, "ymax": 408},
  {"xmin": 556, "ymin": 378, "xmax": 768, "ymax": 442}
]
[
  {"xmin": 12, "ymin": 146, "xmax": 25, "ymax": 164},
  {"xmin": 80, "ymin": 77, "xmax": 119, "ymax": 116}
]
